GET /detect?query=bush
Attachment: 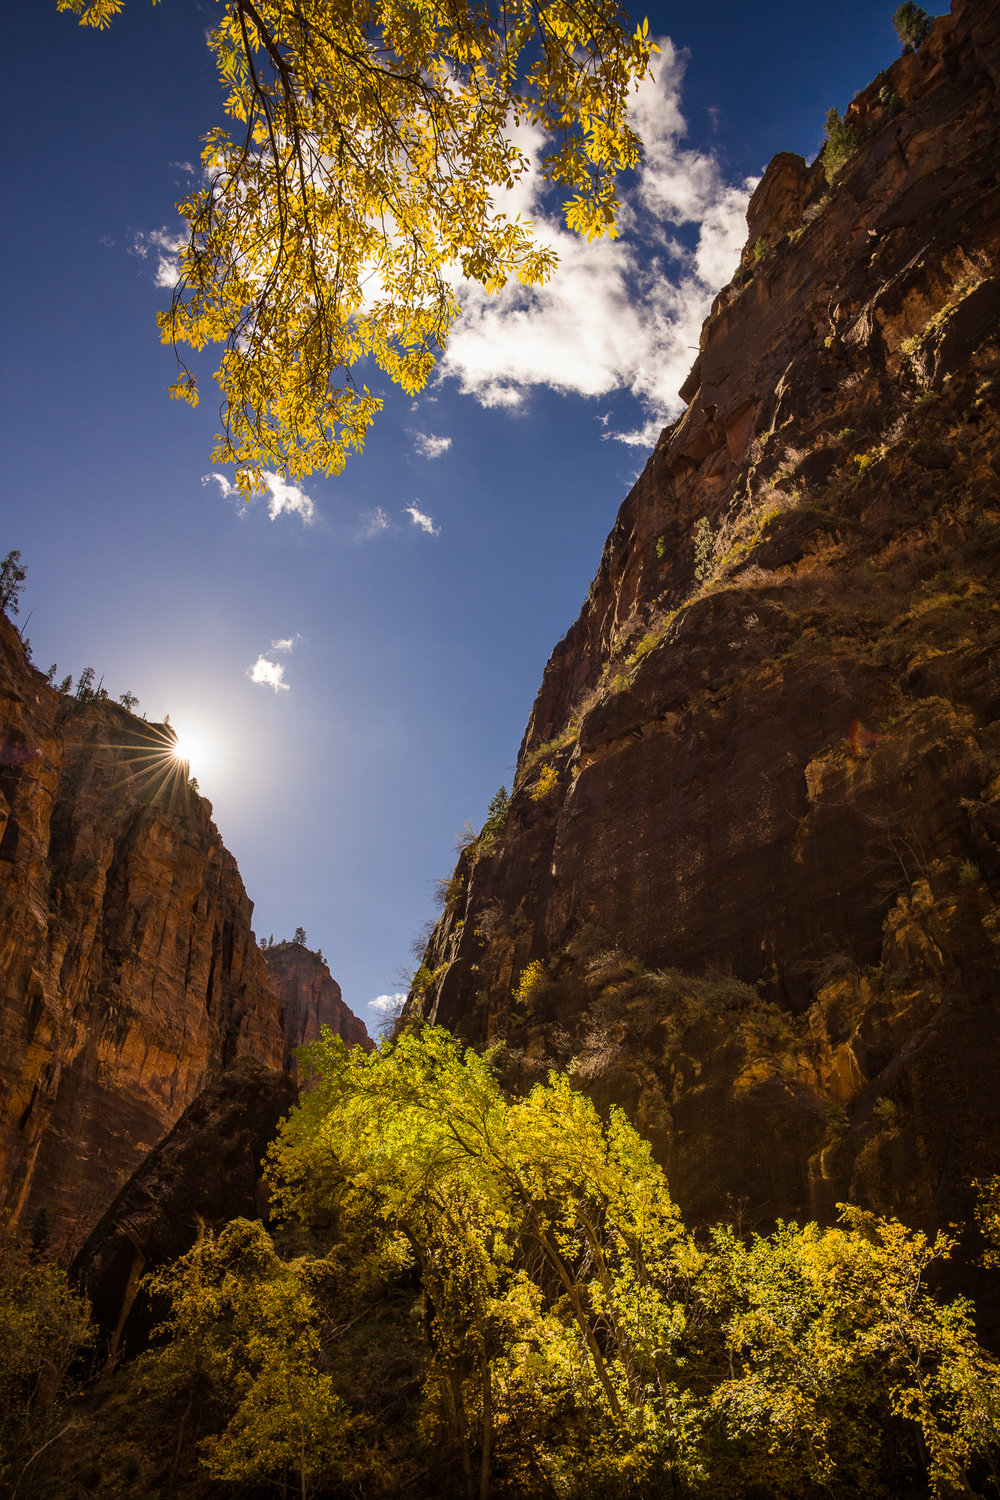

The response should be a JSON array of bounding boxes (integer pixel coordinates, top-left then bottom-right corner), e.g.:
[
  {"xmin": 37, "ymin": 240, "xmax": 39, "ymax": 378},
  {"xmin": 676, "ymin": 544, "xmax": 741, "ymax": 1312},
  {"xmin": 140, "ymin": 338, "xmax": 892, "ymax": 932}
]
[
  {"xmin": 692, "ymin": 516, "xmax": 717, "ymax": 583},
  {"xmin": 529, "ymin": 762, "xmax": 559, "ymax": 801},
  {"xmin": 821, "ymin": 107, "xmax": 863, "ymax": 180},
  {"xmin": 0, "ymin": 1224, "xmax": 94, "ymax": 1496}
]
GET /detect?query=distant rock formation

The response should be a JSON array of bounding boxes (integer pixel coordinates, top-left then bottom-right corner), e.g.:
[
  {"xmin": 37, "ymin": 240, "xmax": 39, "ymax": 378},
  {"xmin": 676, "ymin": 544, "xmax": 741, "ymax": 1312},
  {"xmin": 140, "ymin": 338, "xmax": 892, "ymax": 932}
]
[
  {"xmin": 0, "ymin": 617, "xmax": 286, "ymax": 1254},
  {"xmin": 408, "ymin": 0, "xmax": 1000, "ymax": 1245},
  {"xmin": 71, "ymin": 1057, "xmax": 297, "ymax": 1364},
  {"xmin": 264, "ymin": 939, "xmax": 373, "ymax": 1070}
]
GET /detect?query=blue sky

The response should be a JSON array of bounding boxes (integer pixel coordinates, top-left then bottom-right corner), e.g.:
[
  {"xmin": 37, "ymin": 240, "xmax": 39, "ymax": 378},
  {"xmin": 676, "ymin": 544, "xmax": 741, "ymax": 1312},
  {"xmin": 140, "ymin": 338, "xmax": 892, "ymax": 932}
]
[{"xmin": 3, "ymin": 0, "xmax": 916, "ymax": 1031}]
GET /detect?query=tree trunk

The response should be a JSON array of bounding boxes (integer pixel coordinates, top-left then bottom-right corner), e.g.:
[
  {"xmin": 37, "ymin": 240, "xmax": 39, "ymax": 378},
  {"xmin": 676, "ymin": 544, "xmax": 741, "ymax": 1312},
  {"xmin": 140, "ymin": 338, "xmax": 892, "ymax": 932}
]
[{"xmin": 479, "ymin": 1356, "xmax": 492, "ymax": 1500}]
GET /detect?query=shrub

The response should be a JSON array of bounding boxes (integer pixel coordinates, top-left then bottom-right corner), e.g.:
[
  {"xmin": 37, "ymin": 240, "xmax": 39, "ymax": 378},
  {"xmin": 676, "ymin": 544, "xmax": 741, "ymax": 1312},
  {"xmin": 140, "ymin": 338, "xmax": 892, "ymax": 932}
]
[
  {"xmin": 878, "ymin": 82, "xmax": 903, "ymax": 118},
  {"xmin": 514, "ymin": 959, "xmax": 545, "ymax": 1004},
  {"xmin": 821, "ymin": 107, "xmax": 863, "ymax": 180},
  {"xmin": 692, "ymin": 516, "xmax": 717, "ymax": 583},
  {"xmin": 529, "ymin": 762, "xmax": 559, "ymax": 801}
]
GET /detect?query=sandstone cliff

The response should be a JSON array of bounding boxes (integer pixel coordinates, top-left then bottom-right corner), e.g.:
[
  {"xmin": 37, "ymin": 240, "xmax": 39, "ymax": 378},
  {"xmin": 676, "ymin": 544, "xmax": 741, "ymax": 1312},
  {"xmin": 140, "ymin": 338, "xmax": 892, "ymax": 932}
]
[
  {"xmin": 264, "ymin": 939, "xmax": 373, "ymax": 1071},
  {"xmin": 408, "ymin": 0, "xmax": 1000, "ymax": 1242},
  {"xmin": 0, "ymin": 620, "xmax": 287, "ymax": 1254}
]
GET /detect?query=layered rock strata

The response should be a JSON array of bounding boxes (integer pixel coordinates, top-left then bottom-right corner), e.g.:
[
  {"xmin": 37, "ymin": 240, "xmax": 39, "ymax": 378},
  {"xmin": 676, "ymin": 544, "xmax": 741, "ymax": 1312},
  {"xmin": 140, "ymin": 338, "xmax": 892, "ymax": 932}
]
[
  {"xmin": 0, "ymin": 623, "xmax": 286, "ymax": 1253},
  {"xmin": 264, "ymin": 939, "xmax": 372, "ymax": 1072},
  {"xmin": 409, "ymin": 0, "xmax": 1000, "ymax": 1248}
]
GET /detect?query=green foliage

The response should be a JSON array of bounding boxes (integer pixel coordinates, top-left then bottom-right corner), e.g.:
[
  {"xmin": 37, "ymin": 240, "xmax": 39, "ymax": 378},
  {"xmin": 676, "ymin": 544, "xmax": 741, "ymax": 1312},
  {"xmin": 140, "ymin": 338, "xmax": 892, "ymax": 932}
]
[
  {"xmin": 409, "ymin": 960, "xmax": 450, "ymax": 1002},
  {"xmin": 0, "ymin": 549, "xmax": 27, "ymax": 616},
  {"xmin": 879, "ymin": 82, "xmax": 904, "ymax": 117},
  {"xmin": 655, "ymin": 534, "xmax": 668, "ymax": 560},
  {"xmin": 0, "ymin": 1223, "xmax": 94, "ymax": 1496},
  {"xmin": 141, "ymin": 1218, "xmax": 345, "ymax": 1495},
  {"xmin": 478, "ymin": 785, "xmax": 510, "ymax": 847},
  {"xmin": 266, "ymin": 1027, "xmax": 700, "ymax": 1495},
  {"xmin": 752, "ymin": 235, "xmax": 773, "ymax": 266},
  {"xmin": 123, "ymin": 1030, "xmax": 1000, "ymax": 1498},
  {"xmin": 893, "ymin": 2, "xmax": 933, "ymax": 51},
  {"xmin": 435, "ymin": 869, "xmax": 466, "ymax": 909},
  {"xmin": 410, "ymin": 962, "xmax": 435, "ymax": 997},
  {"xmin": 821, "ymin": 107, "xmax": 863, "ymax": 181},
  {"xmin": 293, "ymin": 925, "xmax": 307, "ymax": 945},
  {"xmin": 692, "ymin": 516, "xmax": 717, "ymax": 583}
]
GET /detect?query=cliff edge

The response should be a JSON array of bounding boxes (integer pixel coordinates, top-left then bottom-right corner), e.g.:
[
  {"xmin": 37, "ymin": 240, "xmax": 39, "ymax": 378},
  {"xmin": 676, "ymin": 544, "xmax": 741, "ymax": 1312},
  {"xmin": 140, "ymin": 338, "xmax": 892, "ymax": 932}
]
[
  {"xmin": 0, "ymin": 618, "xmax": 286, "ymax": 1252},
  {"xmin": 408, "ymin": 0, "xmax": 1000, "ymax": 1240}
]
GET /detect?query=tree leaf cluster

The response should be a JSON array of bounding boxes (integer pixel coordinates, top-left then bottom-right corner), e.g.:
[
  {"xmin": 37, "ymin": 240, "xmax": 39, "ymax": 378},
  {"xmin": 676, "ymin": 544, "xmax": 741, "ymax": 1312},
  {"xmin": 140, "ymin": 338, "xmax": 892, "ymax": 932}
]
[
  {"xmin": 132, "ymin": 1027, "xmax": 1000, "ymax": 1498},
  {"xmin": 58, "ymin": 0, "xmax": 657, "ymax": 491},
  {"xmin": 0, "ymin": 1221, "xmax": 95, "ymax": 1499}
]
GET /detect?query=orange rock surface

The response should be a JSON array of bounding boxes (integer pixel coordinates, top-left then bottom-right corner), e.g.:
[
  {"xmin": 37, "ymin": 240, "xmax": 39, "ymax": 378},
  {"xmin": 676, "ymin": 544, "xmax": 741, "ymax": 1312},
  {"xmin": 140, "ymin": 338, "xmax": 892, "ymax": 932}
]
[{"xmin": 0, "ymin": 619, "xmax": 285, "ymax": 1253}]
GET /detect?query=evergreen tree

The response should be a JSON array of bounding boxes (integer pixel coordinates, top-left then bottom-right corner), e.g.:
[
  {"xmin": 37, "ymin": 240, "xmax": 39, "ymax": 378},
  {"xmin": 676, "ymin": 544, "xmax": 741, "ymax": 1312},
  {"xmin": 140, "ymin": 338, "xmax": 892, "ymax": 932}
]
[
  {"xmin": 893, "ymin": 2, "xmax": 933, "ymax": 51},
  {"xmin": 0, "ymin": 550, "xmax": 27, "ymax": 616}
]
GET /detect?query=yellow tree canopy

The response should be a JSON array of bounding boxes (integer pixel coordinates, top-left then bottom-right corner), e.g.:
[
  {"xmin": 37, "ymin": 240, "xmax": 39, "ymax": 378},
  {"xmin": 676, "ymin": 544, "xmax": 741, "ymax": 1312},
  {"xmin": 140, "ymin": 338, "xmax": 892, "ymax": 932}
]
[{"xmin": 58, "ymin": 0, "xmax": 656, "ymax": 494}]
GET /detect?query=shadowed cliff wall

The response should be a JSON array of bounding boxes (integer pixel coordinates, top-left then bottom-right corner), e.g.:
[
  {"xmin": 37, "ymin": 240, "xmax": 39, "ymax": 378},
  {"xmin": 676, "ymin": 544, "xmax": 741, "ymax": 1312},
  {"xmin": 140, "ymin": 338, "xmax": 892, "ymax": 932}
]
[{"xmin": 407, "ymin": 0, "xmax": 1000, "ymax": 1246}]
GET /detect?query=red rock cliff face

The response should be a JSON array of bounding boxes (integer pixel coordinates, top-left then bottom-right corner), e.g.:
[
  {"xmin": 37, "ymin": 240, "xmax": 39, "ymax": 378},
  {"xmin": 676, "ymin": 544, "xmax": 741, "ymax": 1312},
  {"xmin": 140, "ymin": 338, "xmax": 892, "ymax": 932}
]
[
  {"xmin": 0, "ymin": 621, "xmax": 286, "ymax": 1253},
  {"xmin": 264, "ymin": 940, "xmax": 372, "ymax": 1070},
  {"xmin": 409, "ymin": 0, "xmax": 1000, "ymax": 1239}
]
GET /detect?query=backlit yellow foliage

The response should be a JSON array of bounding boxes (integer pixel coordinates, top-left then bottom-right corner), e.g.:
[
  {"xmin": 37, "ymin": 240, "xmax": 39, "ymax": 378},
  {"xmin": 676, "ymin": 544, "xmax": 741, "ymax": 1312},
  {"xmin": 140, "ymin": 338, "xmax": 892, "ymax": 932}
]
[
  {"xmin": 57, "ymin": 0, "xmax": 656, "ymax": 492},
  {"xmin": 514, "ymin": 958, "xmax": 545, "ymax": 1002},
  {"xmin": 529, "ymin": 761, "xmax": 559, "ymax": 800}
]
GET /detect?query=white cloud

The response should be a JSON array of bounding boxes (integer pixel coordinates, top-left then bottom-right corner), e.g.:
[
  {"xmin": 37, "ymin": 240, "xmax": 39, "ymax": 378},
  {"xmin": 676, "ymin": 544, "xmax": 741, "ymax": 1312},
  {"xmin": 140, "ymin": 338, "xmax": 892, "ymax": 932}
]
[
  {"xmin": 258, "ymin": 471, "xmax": 315, "ymax": 523},
  {"xmin": 131, "ymin": 226, "xmax": 186, "ymax": 288},
  {"xmin": 247, "ymin": 655, "xmax": 290, "ymax": 693},
  {"xmin": 412, "ymin": 432, "xmax": 452, "ymax": 459},
  {"xmin": 439, "ymin": 40, "xmax": 756, "ymax": 438},
  {"xmin": 202, "ymin": 472, "xmax": 238, "ymax": 500},
  {"xmin": 405, "ymin": 503, "xmax": 439, "ymax": 536},
  {"xmin": 270, "ymin": 635, "xmax": 298, "ymax": 653},
  {"xmin": 201, "ymin": 469, "xmax": 313, "ymax": 523},
  {"xmin": 369, "ymin": 994, "xmax": 402, "ymax": 1014},
  {"xmin": 361, "ymin": 507, "xmax": 390, "ymax": 538}
]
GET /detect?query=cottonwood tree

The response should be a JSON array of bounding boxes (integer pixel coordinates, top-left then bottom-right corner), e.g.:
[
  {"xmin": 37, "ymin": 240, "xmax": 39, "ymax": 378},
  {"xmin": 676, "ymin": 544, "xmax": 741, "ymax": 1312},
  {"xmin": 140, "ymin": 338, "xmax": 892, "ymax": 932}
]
[
  {"xmin": 143, "ymin": 1027, "xmax": 1000, "ymax": 1497},
  {"xmin": 58, "ymin": 0, "xmax": 656, "ymax": 493},
  {"xmin": 142, "ymin": 1219, "xmax": 345, "ymax": 1497},
  {"xmin": 267, "ymin": 1027, "xmax": 703, "ymax": 1497}
]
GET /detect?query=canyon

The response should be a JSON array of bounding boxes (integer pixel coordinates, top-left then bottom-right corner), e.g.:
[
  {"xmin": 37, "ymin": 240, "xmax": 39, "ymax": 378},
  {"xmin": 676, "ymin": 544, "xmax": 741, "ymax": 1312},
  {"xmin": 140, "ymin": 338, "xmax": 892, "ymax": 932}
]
[
  {"xmin": 1, "ymin": 0, "xmax": 997, "ymax": 1356},
  {"xmin": 408, "ymin": 0, "xmax": 1000, "ymax": 1263},
  {"xmin": 0, "ymin": 628, "xmax": 368, "ymax": 1254}
]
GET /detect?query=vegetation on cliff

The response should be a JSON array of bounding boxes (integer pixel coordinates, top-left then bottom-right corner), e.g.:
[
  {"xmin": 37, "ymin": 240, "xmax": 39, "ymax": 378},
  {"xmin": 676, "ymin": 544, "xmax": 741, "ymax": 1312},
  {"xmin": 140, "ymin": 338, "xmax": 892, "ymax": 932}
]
[{"xmin": 20, "ymin": 1028, "xmax": 1000, "ymax": 1499}]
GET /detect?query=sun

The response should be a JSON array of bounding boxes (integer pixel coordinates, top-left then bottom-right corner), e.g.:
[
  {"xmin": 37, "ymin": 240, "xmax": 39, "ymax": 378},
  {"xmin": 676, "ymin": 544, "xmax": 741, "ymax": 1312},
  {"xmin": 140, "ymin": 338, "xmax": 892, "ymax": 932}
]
[{"xmin": 169, "ymin": 727, "xmax": 214, "ymax": 780}]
